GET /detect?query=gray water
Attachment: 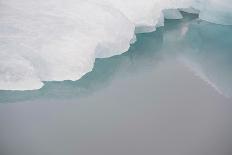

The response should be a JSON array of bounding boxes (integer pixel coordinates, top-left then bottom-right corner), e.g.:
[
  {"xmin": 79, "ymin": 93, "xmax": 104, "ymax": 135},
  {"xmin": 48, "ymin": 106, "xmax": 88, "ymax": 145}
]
[{"xmin": 0, "ymin": 13, "xmax": 232, "ymax": 155}]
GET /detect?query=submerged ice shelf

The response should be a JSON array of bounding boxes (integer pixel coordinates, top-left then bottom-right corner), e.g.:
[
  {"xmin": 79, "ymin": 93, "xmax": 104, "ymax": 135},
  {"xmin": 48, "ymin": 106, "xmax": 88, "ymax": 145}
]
[{"xmin": 0, "ymin": 0, "xmax": 232, "ymax": 90}]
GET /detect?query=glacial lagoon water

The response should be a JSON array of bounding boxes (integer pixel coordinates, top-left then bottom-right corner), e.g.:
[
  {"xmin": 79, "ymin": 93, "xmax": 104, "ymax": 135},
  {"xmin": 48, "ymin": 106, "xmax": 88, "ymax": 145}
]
[{"xmin": 0, "ymin": 13, "xmax": 232, "ymax": 155}]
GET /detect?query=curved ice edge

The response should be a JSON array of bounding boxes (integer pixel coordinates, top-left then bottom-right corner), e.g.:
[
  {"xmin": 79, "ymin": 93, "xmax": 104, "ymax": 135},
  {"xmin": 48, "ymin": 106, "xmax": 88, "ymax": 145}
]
[
  {"xmin": 1, "ymin": 7, "xmax": 230, "ymax": 91},
  {"xmin": 39, "ymin": 9, "xmax": 200, "ymax": 90}
]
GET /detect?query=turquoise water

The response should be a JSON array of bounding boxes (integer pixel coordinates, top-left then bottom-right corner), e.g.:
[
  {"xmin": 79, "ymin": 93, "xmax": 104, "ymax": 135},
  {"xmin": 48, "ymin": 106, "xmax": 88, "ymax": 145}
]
[
  {"xmin": 0, "ymin": 13, "xmax": 231, "ymax": 103},
  {"xmin": 0, "ymin": 13, "xmax": 232, "ymax": 155}
]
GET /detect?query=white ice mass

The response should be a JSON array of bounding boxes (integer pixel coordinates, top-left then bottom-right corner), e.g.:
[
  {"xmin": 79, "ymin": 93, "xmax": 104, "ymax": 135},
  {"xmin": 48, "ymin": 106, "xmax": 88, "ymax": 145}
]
[{"xmin": 0, "ymin": 0, "xmax": 232, "ymax": 90}]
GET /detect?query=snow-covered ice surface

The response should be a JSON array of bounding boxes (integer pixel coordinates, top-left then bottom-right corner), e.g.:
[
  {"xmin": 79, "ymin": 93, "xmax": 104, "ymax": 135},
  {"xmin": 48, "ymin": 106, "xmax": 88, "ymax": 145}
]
[
  {"xmin": 1, "ymin": 14, "xmax": 232, "ymax": 155},
  {"xmin": 0, "ymin": 0, "xmax": 232, "ymax": 90},
  {"xmin": 0, "ymin": 13, "xmax": 232, "ymax": 103}
]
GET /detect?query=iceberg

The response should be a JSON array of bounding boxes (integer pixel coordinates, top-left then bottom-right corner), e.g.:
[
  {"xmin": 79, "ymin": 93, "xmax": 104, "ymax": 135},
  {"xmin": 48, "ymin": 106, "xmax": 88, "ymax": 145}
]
[{"xmin": 0, "ymin": 0, "xmax": 231, "ymax": 90}]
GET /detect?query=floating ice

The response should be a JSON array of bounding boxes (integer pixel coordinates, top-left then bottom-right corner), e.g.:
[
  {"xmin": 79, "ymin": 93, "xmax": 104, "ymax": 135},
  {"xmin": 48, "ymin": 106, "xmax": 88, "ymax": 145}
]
[
  {"xmin": 0, "ymin": 0, "xmax": 231, "ymax": 90},
  {"xmin": 195, "ymin": 0, "xmax": 232, "ymax": 25},
  {"xmin": 163, "ymin": 9, "xmax": 183, "ymax": 19}
]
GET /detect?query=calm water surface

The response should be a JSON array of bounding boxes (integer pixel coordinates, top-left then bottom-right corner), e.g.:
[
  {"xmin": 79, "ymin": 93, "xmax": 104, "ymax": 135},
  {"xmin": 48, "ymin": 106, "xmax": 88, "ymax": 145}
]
[{"xmin": 0, "ymin": 13, "xmax": 232, "ymax": 155}]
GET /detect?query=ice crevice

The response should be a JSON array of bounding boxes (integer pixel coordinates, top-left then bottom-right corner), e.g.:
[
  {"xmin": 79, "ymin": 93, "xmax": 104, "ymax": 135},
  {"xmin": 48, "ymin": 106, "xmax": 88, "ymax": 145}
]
[{"xmin": 0, "ymin": 0, "xmax": 231, "ymax": 90}]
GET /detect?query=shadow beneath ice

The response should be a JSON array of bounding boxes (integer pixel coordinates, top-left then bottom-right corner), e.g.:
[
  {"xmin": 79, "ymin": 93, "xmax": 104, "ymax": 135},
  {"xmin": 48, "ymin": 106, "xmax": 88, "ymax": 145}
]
[{"xmin": 1, "ymin": 12, "xmax": 232, "ymax": 103}]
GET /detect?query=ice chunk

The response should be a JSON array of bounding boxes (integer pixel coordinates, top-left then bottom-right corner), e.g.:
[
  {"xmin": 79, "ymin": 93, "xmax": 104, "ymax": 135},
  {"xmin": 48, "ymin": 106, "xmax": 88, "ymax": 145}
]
[
  {"xmin": 0, "ymin": 0, "xmax": 134, "ymax": 90},
  {"xmin": 0, "ymin": 0, "xmax": 231, "ymax": 90},
  {"xmin": 163, "ymin": 9, "xmax": 183, "ymax": 19},
  {"xmin": 199, "ymin": 0, "xmax": 232, "ymax": 25}
]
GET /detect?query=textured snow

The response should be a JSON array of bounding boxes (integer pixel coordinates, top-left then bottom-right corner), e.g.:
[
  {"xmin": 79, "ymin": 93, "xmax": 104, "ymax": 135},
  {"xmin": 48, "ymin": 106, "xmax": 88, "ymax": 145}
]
[{"xmin": 0, "ymin": 0, "xmax": 231, "ymax": 90}]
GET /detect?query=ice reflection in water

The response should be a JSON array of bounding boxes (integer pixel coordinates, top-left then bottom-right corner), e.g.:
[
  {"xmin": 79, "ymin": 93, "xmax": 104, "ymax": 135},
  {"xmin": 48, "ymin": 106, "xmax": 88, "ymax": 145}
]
[
  {"xmin": 0, "ymin": 13, "xmax": 232, "ymax": 155},
  {"xmin": 0, "ymin": 13, "xmax": 232, "ymax": 103}
]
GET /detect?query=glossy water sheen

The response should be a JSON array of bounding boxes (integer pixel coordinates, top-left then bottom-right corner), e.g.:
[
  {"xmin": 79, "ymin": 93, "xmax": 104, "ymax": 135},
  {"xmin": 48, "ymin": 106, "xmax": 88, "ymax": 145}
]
[{"xmin": 0, "ymin": 13, "xmax": 232, "ymax": 155}]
